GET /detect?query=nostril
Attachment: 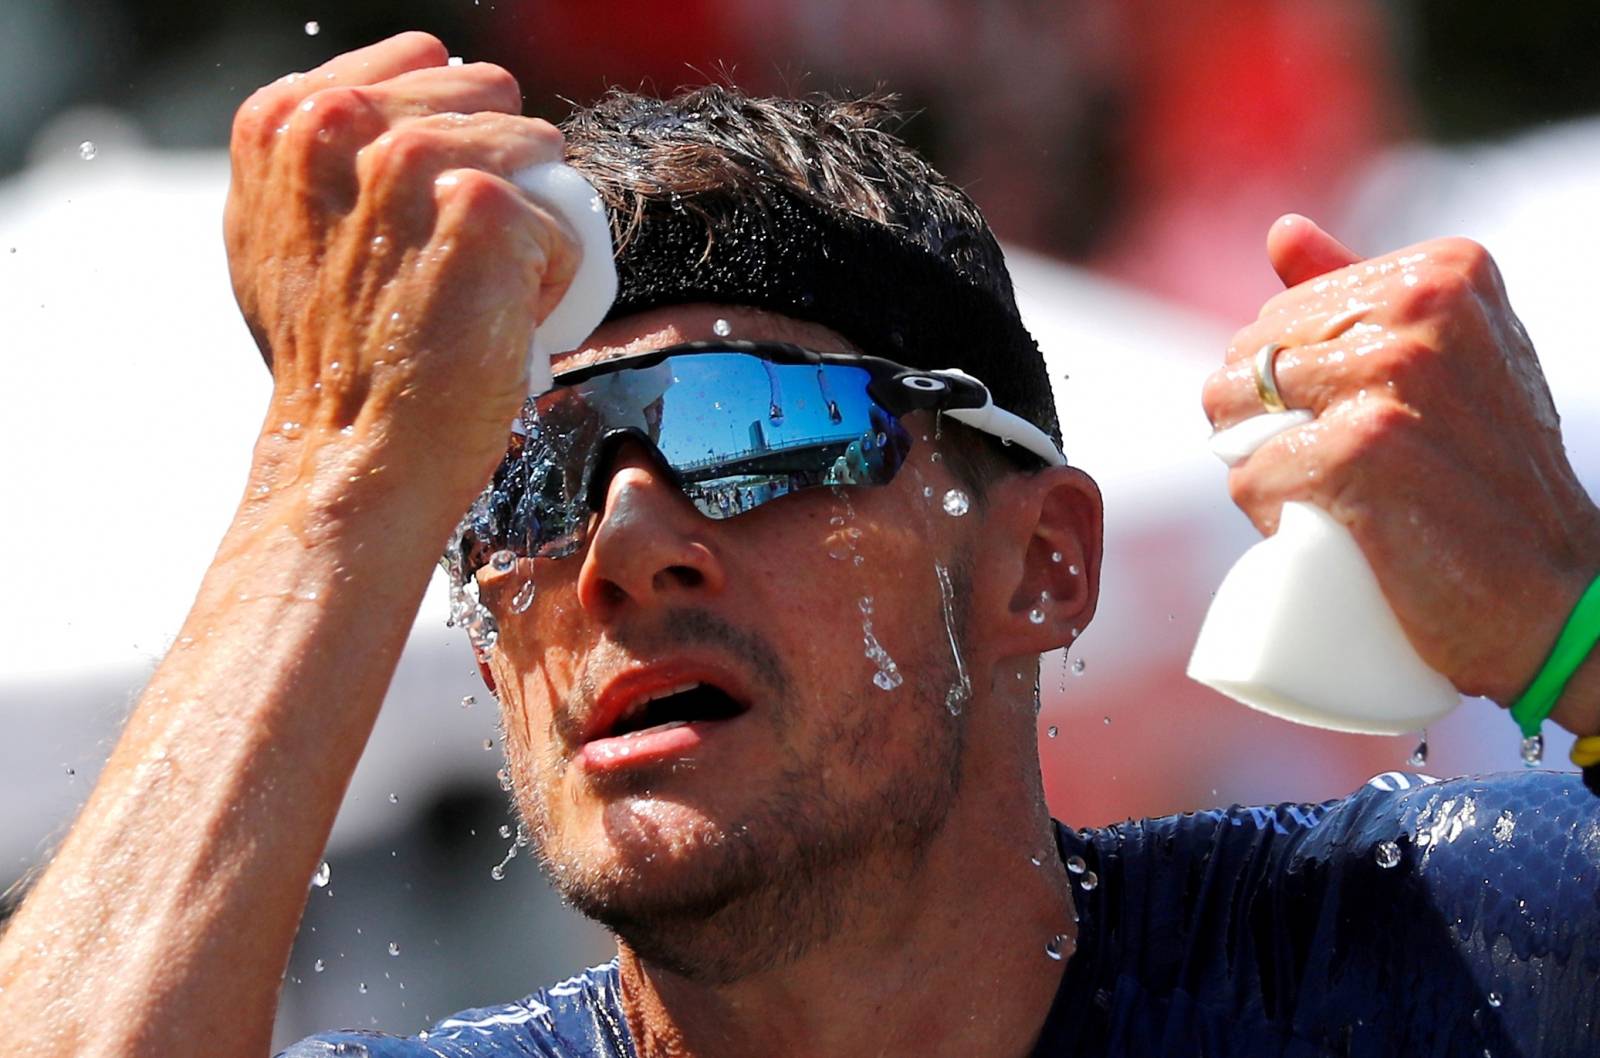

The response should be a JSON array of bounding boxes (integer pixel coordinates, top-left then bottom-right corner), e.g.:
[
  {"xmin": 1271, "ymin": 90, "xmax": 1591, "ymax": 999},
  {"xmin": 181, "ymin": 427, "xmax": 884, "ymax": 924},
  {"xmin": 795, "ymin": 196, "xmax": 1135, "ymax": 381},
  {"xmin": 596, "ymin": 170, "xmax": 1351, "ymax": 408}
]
[{"xmin": 654, "ymin": 565, "xmax": 704, "ymax": 592}]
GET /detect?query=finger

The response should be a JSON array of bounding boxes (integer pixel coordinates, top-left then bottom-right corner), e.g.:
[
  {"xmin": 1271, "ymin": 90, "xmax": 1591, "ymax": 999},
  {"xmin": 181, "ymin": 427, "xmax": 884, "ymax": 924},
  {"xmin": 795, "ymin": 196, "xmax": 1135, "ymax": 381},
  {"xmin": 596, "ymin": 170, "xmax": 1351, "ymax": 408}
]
[
  {"xmin": 361, "ymin": 62, "xmax": 524, "ymax": 123},
  {"xmin": 1202, "ymin": 335, "xmax": 1361, "ymax": 432},
  {"xmin": 234, "ymin": 33, "xmax": 452, "ymax": 157},
  {"xmin": 1266, "ymin": 213, "xmax": 1362, "ymax": 289},
  {"xmin": 355, "ymin": 112, "xmax": 566, "ymax": 222},
  {"xmin": 299, "ymin": 31, "xmax": 450, "ymax": 95}
]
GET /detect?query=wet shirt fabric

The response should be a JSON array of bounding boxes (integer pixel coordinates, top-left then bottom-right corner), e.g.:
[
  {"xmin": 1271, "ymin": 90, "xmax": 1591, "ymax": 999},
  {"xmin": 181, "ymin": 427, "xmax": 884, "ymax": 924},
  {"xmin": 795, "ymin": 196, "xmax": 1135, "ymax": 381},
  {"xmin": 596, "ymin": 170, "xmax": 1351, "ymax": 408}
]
[{"xmin": 281, "ymin": 772, "xmax": 1599, "ymax": 1058}]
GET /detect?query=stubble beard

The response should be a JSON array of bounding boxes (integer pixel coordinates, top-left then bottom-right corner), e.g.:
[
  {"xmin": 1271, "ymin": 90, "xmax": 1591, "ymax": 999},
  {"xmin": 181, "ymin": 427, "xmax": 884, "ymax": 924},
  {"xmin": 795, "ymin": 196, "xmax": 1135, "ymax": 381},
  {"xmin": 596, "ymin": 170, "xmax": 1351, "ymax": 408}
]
[{"xmin": 508, "ymin": 596, "xmax": 971, "ymax": 986}]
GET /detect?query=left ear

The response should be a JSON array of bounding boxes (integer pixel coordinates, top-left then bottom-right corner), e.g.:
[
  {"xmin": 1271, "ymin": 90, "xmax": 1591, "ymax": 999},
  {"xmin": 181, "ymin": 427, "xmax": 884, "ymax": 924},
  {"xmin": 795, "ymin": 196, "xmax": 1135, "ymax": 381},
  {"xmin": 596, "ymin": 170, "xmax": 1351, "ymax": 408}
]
[{"xmin": 976, "ymin": 465, "xmax": 1103, "ymax": 657}]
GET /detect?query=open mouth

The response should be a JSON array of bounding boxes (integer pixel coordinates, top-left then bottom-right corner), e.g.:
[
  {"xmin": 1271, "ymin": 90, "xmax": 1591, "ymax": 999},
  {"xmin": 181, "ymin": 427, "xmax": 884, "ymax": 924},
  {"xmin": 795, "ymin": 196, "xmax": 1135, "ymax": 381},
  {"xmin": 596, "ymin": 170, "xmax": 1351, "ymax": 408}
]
[{"xmin": 602, "ymin": 682, "xmax": 748, "ymax": 740}]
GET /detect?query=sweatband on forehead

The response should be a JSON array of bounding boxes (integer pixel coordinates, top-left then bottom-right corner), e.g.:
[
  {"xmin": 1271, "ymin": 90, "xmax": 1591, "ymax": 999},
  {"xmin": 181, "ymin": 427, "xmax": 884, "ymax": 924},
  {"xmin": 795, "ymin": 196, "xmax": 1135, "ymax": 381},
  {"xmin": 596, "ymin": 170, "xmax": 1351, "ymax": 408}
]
[{"xmin": 601, "ymin": 184, "xmax": 1058, "ymax": 445}]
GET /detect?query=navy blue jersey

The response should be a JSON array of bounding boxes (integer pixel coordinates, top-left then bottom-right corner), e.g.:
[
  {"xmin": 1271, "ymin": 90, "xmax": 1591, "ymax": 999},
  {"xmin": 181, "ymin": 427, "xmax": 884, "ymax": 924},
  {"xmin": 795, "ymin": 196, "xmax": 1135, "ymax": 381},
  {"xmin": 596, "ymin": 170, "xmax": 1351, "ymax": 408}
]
[{"xmin": 282, "ymin": 771, "xmax": 1600, "ymax": 1058}]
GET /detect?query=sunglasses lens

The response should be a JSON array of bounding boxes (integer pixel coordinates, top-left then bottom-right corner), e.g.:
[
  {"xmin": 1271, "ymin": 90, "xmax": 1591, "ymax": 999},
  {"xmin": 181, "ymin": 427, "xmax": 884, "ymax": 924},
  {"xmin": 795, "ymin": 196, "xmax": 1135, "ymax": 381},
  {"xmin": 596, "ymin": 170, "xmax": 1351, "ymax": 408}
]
[{"xmin": 458, "ymin": 352, "xmax": 915, "ymax": 571}]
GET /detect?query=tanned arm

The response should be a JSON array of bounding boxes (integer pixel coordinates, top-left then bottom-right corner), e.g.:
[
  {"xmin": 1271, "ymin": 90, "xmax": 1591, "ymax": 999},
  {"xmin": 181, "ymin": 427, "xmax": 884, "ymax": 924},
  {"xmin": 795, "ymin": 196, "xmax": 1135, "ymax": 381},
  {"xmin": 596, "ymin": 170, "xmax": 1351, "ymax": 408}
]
[{"xmin": 0, "ymin": 32, "xmax": 575, "ymax": 1057}]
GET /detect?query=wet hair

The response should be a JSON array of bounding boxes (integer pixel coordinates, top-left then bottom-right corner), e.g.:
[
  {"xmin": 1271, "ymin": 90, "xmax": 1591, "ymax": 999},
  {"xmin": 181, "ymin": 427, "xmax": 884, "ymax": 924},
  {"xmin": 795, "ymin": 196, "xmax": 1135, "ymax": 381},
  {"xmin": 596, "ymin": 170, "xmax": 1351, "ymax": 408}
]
[{"xmin": 561, "ymin": 85, "xmax": 1060, "ymax": 483}]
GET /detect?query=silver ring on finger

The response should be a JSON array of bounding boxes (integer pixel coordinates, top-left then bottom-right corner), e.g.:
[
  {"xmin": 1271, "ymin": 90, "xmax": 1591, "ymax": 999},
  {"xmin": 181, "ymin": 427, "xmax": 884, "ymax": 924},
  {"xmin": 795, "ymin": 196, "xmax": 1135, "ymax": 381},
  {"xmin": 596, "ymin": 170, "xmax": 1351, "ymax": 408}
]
[{"xmin": 1252, "ymin": 341, "xmax": 1290, "ymax": 414}]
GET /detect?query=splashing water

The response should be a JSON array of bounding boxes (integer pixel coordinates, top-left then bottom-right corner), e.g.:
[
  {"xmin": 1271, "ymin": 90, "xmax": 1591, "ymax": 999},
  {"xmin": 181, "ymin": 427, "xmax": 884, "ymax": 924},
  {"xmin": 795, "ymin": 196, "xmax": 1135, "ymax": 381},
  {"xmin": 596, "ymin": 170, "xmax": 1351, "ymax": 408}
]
[
  {"xmin": 857, "ymin": 596, "xmax": 904, "ymax": 691},
  {"xmin": 934, "ymin": 562, "xmax": 971, "ymax": 715},
  {"xmin": 1374, "ymin": 840, "xmax": 1401, "ymax": 868},
  {"xmin": 1520, "ymin": 734, "xmax": 1543, "ymax": 767},
  {"xmin": 941, "ymin": 489, "xmax": 970, "ymax": 517},
  {"xmin": 1409, "ymin": 730, "xmax": 1429, "ymax": 767},
  {"xmin": 491, "ymin": 841, "xmax": 519, "ymax": 881}
]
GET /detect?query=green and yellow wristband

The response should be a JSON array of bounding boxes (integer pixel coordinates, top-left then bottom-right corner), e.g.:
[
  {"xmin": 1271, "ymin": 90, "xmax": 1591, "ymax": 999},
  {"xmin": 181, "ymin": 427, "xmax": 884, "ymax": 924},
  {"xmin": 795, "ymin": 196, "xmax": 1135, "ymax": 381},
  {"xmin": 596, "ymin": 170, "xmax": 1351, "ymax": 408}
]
[{"xmin": 1509, "ymin": 572, "xmax": 1600, "ymax": 793}]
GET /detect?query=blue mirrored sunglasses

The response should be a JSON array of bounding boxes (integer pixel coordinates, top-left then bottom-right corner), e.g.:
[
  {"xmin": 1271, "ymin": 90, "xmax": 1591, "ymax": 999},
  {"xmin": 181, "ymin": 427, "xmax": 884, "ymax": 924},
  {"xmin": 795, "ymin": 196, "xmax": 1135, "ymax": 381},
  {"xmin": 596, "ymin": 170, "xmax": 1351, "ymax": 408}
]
[{"xmin": 452, "ymin": 340, "xmax": 1065, "ymax": 574}]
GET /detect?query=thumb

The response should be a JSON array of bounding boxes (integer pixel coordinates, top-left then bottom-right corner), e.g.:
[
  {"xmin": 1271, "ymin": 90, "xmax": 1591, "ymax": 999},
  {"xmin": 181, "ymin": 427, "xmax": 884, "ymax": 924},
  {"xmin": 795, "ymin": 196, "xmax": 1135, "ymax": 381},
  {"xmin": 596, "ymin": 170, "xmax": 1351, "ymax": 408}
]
[{"xmin": 1266, "ymin": 213, "xmax": 1362, "ymax": 288}]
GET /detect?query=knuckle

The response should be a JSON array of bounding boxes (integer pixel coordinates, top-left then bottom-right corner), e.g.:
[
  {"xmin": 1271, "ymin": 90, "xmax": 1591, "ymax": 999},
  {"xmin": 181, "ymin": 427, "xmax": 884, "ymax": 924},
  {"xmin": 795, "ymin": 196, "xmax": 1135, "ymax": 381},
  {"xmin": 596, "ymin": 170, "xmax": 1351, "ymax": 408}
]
[
  {"xmin": 362, "ymin": 126, "xmax": 441, "ymax": 183},
  {"xmin": 436, "ymin": 168, "xmax": 512, "ymax": 212},
  {"xmin": 472, "ymin": 62, "xmax": 525, "ymax": 106},
  {"xmin": 1337, "ymin": 400, "xmax": 1414, "ymax": 460},
  {"xmin": 232, "ymin": 85, "xmax": 295, "ymax": 148}
]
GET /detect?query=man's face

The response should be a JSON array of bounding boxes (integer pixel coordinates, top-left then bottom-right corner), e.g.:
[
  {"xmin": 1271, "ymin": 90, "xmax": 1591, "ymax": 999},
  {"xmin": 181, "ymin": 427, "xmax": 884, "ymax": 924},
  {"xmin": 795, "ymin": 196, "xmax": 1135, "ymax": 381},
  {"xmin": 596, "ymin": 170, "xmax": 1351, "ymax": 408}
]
[{"xmin": 476, "ymin": 305, "xmax": 989, "ymax": 981}]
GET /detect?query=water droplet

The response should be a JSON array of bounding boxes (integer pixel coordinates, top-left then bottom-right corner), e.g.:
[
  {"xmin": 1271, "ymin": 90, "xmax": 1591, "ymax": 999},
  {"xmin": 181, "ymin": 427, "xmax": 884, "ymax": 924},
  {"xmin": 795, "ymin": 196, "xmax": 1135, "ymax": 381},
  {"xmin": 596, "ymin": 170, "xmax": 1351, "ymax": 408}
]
[
  {"xmin": 311, "ymin": 861, "xmax": 331, "ymax": 888},
  {"xmin": 498, "ymin": 824, "xmax": 512, "ymax": 839},
  {"xmin": 872, "ymin": 670, "xmax": 903, "ymax": 691},
  {"xmin": 304, "ymin": 20, "xmax": 321, "ymax": 35},
  {"xmin": 496, "ymin": 768, "xmax": 512, "ymax": 791},
  {"xmin": 1078, "ymin": 870, "xmax": 1099, "ymax": 891},
  {"xmin": 357, "ymin": 981, "xmax": 368, "ymax": 994},
  {"xmin": 1409, "ymin": 731, "xmax": 1428, "ymax": 767},
  {"xmin": 1374, "ymin": 840, "xmax": 1401, "ymax": 868},
  {"xmin": 1045, "ymin": 934, "xmax": 1067, "ymax": 960},
  {"xmin": 1073, "ymin": 658, "xmax": 1087, "ymax": 675},
  {"xmin": 712, "ymin": 318, "xmax": 732, "ymax": 337},
  {"xmin": 279, "ymin": 420, "xmax": 302, "ymax": 438},
  {"xmin": 313, "ymin": 958, "xmax": 325, "ymax": 973},
  {"xmin": 941, "ymin": 489, "xmax": 970, "ymax": 517},
  {"xmin": 1030, "ymin": 855, "xmax": 1043, "ymax": 867},
  {"xmin": 447, "ymin": 55, "xmax": 465, "ymax": 66},
  {"xmin": 511, "ymin": 579, "xmax": 536, "ymax": 614},
  {"xmin": 1486, "ymin": 991, "xmax": 1502, "ymax": 1008},
  {"xmin": 1047, "ymin": 725, "xmax": 1059, "ymax": 738},
  {"xmin": 78, "ymin": 140, "xmax": 97, "ymax": 161},
  {"xmin": 461, "ymin": 695, "xmax": 475, "ymax": 709},
  {"xmin": 490, "ymin": 864, "xmax": 505, "ymax": 881},
  {"xmin": 1068, "ymin": 564, "xmax": 1080, "ymax": 576},
  {"xmin": 1520, "ymin": 734, "xmax": 1543, "ymax": 767},
  {"xmin": 1050, "ymin": 551, "xmax": 1063, "ymax": 563},
  {"xmin": 388, "ymin": 942, "xmax": 400, "ymax": 956},
  {"xmin": 387, "ymin": 792, "xmax": 398, "ymax": 804},
  {"xmin": 1065, "ymin": 855, "xmax": 1086, "ymax": 875},
  {"xmin": 1493, "ymin": 809, "xmax": 1515, "ymax": 843},
  {"xmin": 490, "ymin": 549, "xmax": 515, "ymax": 573},
  {"xmin": 1029, "ymin": 608, "xmax": 1046, "ymax": 625},
  {"xmin": 483, "ymin": 738, "xmax": 494, "ymax": 751}
]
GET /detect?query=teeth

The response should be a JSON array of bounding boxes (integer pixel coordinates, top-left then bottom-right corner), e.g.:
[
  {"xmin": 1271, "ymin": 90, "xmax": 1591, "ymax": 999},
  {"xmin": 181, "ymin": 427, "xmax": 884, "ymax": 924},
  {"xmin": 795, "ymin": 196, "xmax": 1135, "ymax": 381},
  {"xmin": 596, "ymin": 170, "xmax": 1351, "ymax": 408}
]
[
  {"xmin": 615, "ymin": 682, "xmax": 703, "ymax": 725},
  {"xmin": 617, "ymin": 720, "xmax": 689, "ymax": 740}
]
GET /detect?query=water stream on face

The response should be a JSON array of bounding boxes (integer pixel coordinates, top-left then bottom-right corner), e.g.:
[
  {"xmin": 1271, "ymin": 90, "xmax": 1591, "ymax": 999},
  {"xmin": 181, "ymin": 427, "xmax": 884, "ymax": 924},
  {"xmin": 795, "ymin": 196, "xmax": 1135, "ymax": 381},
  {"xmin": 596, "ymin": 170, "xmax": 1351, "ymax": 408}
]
[
  {"xmin": 934, "ymin": 562, "xmax": 971, "ymax": 716},
  {"xmin": 858, "ymin": 596, "xmax": 904, "ymax": 691}
]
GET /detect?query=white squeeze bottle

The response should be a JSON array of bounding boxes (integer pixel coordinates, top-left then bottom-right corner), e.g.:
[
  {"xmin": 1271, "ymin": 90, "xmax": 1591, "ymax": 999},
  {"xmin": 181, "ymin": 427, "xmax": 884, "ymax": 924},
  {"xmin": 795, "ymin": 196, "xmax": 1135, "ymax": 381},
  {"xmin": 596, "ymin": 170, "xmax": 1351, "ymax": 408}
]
[
  {"xmin": 1187, "ymin": 410, "xmax": 1460, "ymax": 735},
  {"xmin": 509, "ymin": 162, "xmax": 619, "ymax": 393}
]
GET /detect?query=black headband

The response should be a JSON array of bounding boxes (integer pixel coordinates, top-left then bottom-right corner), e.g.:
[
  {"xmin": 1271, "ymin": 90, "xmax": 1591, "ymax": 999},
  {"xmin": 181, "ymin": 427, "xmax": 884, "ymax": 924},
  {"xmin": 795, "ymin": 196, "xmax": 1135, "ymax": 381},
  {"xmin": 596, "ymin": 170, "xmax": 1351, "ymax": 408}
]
[{"xmin": 602, "ymin": 184, "xmax": 1059, "ymax": 446}]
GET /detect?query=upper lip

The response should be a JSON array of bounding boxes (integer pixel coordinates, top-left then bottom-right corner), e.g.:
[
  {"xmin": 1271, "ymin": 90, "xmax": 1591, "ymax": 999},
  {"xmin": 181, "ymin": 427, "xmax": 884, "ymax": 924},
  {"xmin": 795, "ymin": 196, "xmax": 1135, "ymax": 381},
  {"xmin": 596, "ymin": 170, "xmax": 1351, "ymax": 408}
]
[{"xmin": 584, "ymin": 660, "xmax": 754, "ymax": 744}]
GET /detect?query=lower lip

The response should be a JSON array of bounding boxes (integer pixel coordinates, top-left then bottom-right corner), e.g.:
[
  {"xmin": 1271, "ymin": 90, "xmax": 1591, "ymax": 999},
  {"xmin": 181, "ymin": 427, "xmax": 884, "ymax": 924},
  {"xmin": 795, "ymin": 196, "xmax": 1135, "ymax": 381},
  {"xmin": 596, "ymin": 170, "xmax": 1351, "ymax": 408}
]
[{"xmin": 578, "ymin": 716, "xmax": 741, "ymax": 772}]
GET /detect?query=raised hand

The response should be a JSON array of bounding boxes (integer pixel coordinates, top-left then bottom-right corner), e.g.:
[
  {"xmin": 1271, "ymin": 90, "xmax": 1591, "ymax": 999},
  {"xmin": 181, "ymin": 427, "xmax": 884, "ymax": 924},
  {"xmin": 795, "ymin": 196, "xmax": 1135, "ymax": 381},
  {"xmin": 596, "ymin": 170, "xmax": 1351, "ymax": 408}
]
[
  {"xmin": 226, "ymin": 32, "xmax": 577, "ymax": 524},
  {"xmin": 1202, "ymin": 215, "xmax": 1600, "ymax": 727}
]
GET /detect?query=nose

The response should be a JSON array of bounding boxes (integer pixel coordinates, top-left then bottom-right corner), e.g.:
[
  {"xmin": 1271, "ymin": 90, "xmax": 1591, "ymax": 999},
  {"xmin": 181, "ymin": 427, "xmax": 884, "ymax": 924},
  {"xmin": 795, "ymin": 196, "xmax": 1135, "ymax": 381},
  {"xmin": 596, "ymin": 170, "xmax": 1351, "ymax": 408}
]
[{"xmin": 575, "ymin": 439, "xmax": 728, "ymax": 620}]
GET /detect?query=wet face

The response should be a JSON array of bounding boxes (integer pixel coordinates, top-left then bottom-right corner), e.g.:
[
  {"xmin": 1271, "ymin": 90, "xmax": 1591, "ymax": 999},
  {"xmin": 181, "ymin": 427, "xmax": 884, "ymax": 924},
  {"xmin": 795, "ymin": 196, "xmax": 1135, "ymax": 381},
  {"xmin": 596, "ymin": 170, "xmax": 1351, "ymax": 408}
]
[{"xmin": 476, "ymin": 305, "xmax": 987, "ymax": 982}]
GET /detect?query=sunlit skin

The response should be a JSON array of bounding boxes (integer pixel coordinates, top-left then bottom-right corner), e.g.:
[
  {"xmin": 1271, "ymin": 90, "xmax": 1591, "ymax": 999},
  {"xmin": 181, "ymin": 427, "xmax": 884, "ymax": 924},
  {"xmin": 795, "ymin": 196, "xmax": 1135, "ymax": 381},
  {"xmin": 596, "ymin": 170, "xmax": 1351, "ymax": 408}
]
[{"xmin": 473, "ymin": 303, "xmax": 1105, "ymax": 1056}]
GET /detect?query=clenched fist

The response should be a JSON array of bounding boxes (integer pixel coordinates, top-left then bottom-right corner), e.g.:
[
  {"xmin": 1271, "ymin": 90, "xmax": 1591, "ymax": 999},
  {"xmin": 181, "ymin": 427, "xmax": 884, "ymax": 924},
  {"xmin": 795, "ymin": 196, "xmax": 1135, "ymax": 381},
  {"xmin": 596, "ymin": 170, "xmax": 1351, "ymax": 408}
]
[
  {"xmin": 225, "ymin": 32, "xmax": 578, "ymax": 524},
  {"xmin": 1203, "ymin": 215, "xmax": 1600, "ymax": 731}
]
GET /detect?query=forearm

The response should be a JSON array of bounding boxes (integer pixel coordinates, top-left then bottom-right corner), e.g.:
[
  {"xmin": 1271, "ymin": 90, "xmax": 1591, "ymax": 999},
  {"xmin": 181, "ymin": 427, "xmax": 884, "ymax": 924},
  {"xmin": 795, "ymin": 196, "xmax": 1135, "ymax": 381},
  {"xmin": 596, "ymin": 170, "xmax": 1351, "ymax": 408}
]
[{"xmin": 0, "ymin": 467, "xmax": 454, "ymax": 1057}]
